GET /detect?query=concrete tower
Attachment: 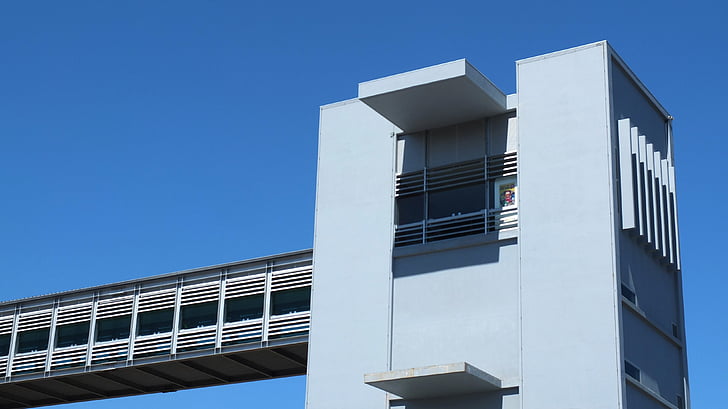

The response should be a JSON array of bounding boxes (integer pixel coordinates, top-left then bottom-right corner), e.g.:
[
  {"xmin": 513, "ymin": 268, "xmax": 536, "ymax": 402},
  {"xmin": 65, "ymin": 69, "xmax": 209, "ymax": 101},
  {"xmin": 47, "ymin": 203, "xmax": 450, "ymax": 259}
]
[{"xmin": 307, "ymin": 41, "xmax": 689, "ymax": 409}]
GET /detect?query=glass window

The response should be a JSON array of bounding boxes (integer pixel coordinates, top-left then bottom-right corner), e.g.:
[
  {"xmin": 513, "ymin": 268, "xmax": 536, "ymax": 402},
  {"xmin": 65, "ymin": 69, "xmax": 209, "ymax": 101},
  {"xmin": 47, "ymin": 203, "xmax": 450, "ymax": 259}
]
[
  {"xmin": 180, "ymin": 301, "xmax": 218, "ymax": 329},
  {"xmin": 96, "ymin": 315, "xmax": 131, "ymax": 342},
  {"xmin": 428, "ymin": 184, "xmax": 486, "ymax": 219},
  {"xmin": 625, "ymin": 360, "xmax": 641, "ymax": 381},
  {"xmin": 0, "ymin": 334, "xmax": 11, "ymax": 356},
  {"xmin": 137, "ymin": 308, "xmax": 174, "ymax": 336},
  {"xmin": 17, "ymin": 328, "xmax": 50, "ymax": 353},
  {"xmin": 396, "ymin": 194, "xmax": 424, "ymax": 225},
  {"xmin": 271, "ymin": 287, "xmax": 310, "ymax": 316},
  {"xmin": 56, "ymin": 322, "xmax": 89, "ymax": 348},
  {"xmin": 225, "ymin": 294, "xmax": 264, "ymax": 323}
]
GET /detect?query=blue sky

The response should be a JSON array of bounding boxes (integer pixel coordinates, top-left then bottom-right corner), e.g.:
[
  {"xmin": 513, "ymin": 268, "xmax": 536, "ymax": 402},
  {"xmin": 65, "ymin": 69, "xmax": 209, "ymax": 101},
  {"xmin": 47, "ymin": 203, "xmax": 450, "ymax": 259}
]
[{"xmin": 0, "ymin": 1, "xmax": 725, "ymax": 408}]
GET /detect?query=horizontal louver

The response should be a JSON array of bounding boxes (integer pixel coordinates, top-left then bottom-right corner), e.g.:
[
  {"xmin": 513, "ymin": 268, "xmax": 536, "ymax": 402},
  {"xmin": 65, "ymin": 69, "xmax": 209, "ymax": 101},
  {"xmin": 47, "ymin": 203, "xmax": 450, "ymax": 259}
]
[
  {"xmin": 96, "ymin": 296, "xmax": 133, "ymax": 319},
  {"xmin": 487, "ymin": 152, "xmax": 517, "ymax": 178},
  {"xmin": 56, "ymin": 302, "xmax": 92, "ymax": 326},
  {"xmin": 11, "ymin": 351, "xmax": 46, "ymax": 374},
  {"xmin": 221, "ymin": 319, "xmax": 263, "ymax": 346},
  {"xmin": 270, "ymin": 266, "xmax": 312, "ymax": 292},
  {"xmin": 134, "ymin": 333, "xmax": 172, "ymax": 357},
  {"xmin": 17, "ymin": 310, "xmax": 52, "ymax": 332},
  {"xmin": 0, "ymin": 315, "xmax": 13, "ymax": 335},
  {"xmin": 91, "ymin": 340, "xmax": 128, "ymax": 364},
  {"xmin": 426, "ymin": 212, "xmax": 486, "ymax": 241},
  {"xmin": 51, "ymin": 345, "xmax": 87, "ymax": 369},
  {"xmin": 268, "ymin": 312, "xmax": 310, "ymax": 339},
  {"xmin": 138, "ymin": 288, "xmax": 176, "ymax": 313},
  {"xmin": 225, "ymin": 273, "xmax": 266, "ymax": 299},
  {"xmin": 181, "ymin": 281, "xmax": 219, "ymax": 305},
  {"xmin": 176, "ymin": 326, "xmax": 216, "ymax": 351},
  {"xmin": 395, "ymin": 170, "xmax": 425, "ymax": 196},
  {"xmin": 427, "ymin": 158, "xmax": 485, "ymax": 191}
]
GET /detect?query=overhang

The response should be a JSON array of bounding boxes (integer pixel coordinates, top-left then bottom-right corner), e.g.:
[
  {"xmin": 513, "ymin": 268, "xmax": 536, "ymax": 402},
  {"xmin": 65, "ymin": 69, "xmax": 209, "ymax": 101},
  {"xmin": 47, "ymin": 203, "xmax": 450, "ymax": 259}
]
[
  {"xmin": 364, "ymin": 362, "xmax": 502, "ymax": 399},
  {"xmin": 358, "ymin": 60, "xmax": 507, "ymax": 132}
]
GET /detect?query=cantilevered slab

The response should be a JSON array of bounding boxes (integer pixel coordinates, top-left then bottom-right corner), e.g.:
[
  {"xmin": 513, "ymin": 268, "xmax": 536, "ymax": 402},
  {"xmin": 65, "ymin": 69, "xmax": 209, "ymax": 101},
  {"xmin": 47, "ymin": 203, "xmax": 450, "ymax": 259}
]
[
  {"xmin": 358, "ymin": 60, "xmax": 507, "ymax": 132},
  {"xmin": 364, "ymin": 362, "xmax": 502, "ymax": 399}
]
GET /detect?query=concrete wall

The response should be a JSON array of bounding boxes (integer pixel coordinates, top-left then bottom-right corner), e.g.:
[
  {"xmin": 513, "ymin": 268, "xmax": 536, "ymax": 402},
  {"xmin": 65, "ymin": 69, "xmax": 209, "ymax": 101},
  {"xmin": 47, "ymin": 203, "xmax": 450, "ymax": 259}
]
[
  {"xmin": 306, "ymin": 99, "xmax": 398, "ymax": 409},
  {"xmin": 517, "ymin": 42, "xmax": 623, "ymax": 409},
  {"xmin": 391, "ymin": 239, "xmax": 520, "ymax": 385}
]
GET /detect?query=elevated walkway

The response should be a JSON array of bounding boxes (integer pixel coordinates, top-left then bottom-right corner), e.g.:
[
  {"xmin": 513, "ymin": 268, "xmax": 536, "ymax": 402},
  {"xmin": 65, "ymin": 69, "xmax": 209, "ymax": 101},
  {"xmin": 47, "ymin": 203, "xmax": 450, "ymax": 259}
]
[{"xmin": 0, "ymin": 250, "xmax": 312, "ymax": 408}]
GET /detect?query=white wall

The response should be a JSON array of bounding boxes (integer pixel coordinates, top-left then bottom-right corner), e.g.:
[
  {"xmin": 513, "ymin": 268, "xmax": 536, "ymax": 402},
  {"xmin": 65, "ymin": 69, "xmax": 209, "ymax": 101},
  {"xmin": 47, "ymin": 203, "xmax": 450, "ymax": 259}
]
[
  {"xmin": 517, "ymin": 42, "xmax": 623, "ymax": 409},
  {"xmin": 306, "ymin": 99, "xmax": 398, "ymax": 409}
]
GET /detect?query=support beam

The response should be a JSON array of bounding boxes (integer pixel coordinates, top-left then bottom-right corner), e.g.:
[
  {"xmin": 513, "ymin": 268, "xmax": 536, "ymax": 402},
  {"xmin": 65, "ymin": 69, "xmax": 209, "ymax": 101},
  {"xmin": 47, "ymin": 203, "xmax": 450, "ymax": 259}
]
[
  {"xmin": 268, "ymin": 348, "xmax": 306, "ymax": 367},
  {"xmin": 221, "ymin": 354, "xmax": 274, "ymax": 378},
  {"xmin": 178, "ymin": 360, "xmax": 233, "ymax": 383},
  {"xmin": 54, "ymin": 377, "xmax": 110, "ymax": 398},
  {"xmin": 92, "ymin": 372, "xmax": 152, "ymax": 394},
  {"xmin": 13, "ymin": 383, "xmax": 68, "ymax": 403},
  {"xmin": 134, "ymin": 366, "xmax": 192, "ymax": 389}
]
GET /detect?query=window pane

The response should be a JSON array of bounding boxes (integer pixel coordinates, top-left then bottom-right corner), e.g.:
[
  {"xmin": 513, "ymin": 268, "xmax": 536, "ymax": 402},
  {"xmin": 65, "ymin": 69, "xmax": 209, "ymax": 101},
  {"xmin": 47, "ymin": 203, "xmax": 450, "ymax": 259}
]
[
  {"xmin": 180, "ymin": 301, "xmax": 218, "ymax": 329},
  {"xmin": 56, "ymin": 322, "xmax": 89, "ymax": 348},
  {"xmin": 225, "ymin": 294, "xmax": 264, "ymax": 323},
  {"xmin": 137, "ymin": 308, "xmax": 174, "ymax": 336},
  {"xmin": 396, "ymin": 194, "xmax": 424, "ymax": 225},
  {"xmin": 17, "ymin": 328, "xmax": 50, "ymax": 353},
  {"xmin": 271, "ymin": 287, "xmax": 311, "ymax": 316},
  {"xmin": 96, "ymin": 315, "xmax": 131, "ymax": 342},
  {"xmin": 428, "ymin": 183, "xmax": 485, "ymax": 219},
  {"xmin": 0, "ymin": 334, "xmax": 11, "ymax": 356}
]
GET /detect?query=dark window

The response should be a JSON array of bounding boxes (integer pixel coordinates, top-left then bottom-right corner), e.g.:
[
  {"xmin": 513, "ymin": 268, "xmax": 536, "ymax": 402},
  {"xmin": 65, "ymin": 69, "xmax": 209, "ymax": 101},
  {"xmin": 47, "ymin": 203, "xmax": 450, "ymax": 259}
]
[
  {"xmin": 225, "ymin": 294, "xmax": 264, "ymax": 323},
  {"xmin": 396, "ymin": 194, "xmax": 424, "ymax": 225},
  {"xmin": 677, "ymin": 395, "xmax": 684, "ymax": 409},
  {"xmin": 428, "ymin": 184, "xmax": 485, "ymax": 219},
  {"xmin": 624, "ymin": 360, "xmax": 640, "ymax": 381},
  {"xmin": 56, "ymin": 322, "xmax": 89, "ymax": 348},
  {"xmin": 0, "ymin": 334, "xmax": 11, "ymax": 356},
  {"xmin": 137, "ymin": 308, "xmax": 174, "ymax": 336},
  {"xmin": 672, "ymin": 323, "xmax": 680, "ymax": 339},
  {"xmin": 96, "ymin": 315, "xmax": 131, "ymax": 342},
  {"xmin": 180, "ymin": 301, "xmax": 218, "ymax": 329},
  {"xmin": 271, "ymin": 287, "xmax": 310, "ymax": 316},
  {"xmin": 17, "ymin": 328, "xmax": 50, "ymax": 353},
  {"xmin": 621, "ymin": 284, "xmax": 636, "ymax": 304}
]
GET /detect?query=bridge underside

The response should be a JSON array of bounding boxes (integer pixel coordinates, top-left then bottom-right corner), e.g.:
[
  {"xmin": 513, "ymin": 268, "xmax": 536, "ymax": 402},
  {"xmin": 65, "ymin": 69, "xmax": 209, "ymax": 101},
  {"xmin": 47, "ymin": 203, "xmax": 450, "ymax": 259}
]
[{"xmin": 0, "ymin": 340, "xmax": 307, "ymax": 408}]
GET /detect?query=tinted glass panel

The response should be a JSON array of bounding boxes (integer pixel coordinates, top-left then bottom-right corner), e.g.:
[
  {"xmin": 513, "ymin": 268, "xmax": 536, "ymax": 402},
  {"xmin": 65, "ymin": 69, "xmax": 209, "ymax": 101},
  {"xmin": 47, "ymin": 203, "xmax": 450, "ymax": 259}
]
[
  {"xmin": 396, "ymin": 194, "xmax": 424, "ymax": 225},
  {"xmin": 180, "ymin": 301, "xmax": 218, "ymax": 329},
  {"xmin": 17, "ymin": 328, "xmax": 50, "ymax": 353},
  {"xmin": 137, "ymin": 308, "xmax": 174, "ymax": 336},
  {"xmin": 56, "ymin": 322, "xmax": 89, "ymax": 348},
  {"xmin": 428, "ymin": 183, "xmax": 485, "ymax": 219},
  {"xmin": 225, "ymin": 294, "xmax": 264, "ymax": 323},
  {"xmin": 271, "ymin": 287, "xmax": 311, "ymax": 316},
  {"xmin": 0, "ymin": 334, "xmax": 11, "ymax": 356},
  {"xmin": 96, "ymin": 315, "xmax": 131, "ymax": 342},
  {"xmin": 625, "ymin": 361, "xmax": 641, "ymax": 381}
]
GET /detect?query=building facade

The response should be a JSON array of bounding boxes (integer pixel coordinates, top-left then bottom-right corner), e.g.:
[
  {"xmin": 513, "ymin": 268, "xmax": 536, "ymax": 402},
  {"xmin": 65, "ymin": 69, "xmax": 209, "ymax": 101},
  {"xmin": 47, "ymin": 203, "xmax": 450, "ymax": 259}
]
[{"xmin": 307, "ymin": 41, "xmax": 689, "ymax": 409}]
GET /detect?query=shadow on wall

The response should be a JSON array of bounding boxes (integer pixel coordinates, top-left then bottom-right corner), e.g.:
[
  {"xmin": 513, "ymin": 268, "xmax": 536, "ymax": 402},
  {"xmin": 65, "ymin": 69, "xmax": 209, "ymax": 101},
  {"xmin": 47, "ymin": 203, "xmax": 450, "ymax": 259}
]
[
  {"xmin": 390, "ymin": 387, "xmax": 519, "ymax": 409},
  {"xmin": 393, "ymin": 238, "xmax": 514, "ymax": 278}
]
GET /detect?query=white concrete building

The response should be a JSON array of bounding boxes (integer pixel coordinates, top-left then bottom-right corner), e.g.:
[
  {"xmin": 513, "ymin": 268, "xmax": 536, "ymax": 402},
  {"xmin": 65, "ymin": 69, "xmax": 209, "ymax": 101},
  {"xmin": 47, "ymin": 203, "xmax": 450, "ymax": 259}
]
[{"xmin": 307, "ymin": 41, "xmax": 689, "ymax": 409}]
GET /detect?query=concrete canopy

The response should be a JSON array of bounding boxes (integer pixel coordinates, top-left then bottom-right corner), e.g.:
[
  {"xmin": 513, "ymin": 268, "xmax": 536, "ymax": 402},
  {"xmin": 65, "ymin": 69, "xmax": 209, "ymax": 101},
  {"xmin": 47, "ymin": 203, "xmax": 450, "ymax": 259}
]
[
  {"xmin": 358, "ymin": 59, "xmax": 507, "ymax": 132},
  {"xmin": 364, "ymin": 362, "xmax": 502, "ymax": 399}
]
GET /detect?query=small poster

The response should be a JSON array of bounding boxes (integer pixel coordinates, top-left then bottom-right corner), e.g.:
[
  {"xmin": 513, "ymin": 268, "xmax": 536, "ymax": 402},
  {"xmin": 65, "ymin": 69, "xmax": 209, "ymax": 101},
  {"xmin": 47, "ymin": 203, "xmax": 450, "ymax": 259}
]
[{"xmin": 495, "ymin": 177, "xmax": 517, "ymax": 209}]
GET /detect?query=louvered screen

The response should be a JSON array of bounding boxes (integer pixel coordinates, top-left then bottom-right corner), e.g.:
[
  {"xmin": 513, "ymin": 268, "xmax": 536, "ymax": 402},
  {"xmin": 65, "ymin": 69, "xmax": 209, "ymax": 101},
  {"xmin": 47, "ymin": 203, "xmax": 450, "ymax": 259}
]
[
  {"xmin": 0, "ymin": 314, "xmax": 13, "ymax": 378},
  {"xmin": 96, "ymin": 295, "xmax": 133, "ymax": 319},
  {"xmin": 133, "ymin": 287, "xmax": 176, "ymax": 358},
  {"xmin": 51, "ymin": 301, "xmax": 92, "ymax": 369},
  {"xmin": 221, "ymin": 272, "xmax": 266, "ymax": 346},
  {"xmin": 394, "ymin": 153, "xmax": 518, "ymax": 247},
  {"xmin": 12, "ymin": 309, "xmax": 53, "ymax": 374},
  {"xmin": 268, "ymin": 263, "xmax": 312, "ymax": 339},
  {"xmin": 181, "ymin": 281, "xmax": 219, "ymax": 305}
]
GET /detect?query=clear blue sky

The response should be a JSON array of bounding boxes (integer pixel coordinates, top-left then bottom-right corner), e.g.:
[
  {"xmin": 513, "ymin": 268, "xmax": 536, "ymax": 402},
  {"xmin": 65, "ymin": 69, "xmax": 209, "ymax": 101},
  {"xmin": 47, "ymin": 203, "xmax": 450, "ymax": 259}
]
[{"xmin": 0, "ymin": 1, "xmax": 725, "ymax": 408}]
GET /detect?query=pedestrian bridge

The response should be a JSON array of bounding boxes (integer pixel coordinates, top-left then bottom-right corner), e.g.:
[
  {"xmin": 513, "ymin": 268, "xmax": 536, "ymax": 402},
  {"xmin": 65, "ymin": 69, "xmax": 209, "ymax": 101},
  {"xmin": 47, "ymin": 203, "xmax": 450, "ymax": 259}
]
[{"xmin": 0, "ymin": 250, "xmax": 312, "ymax": 408}]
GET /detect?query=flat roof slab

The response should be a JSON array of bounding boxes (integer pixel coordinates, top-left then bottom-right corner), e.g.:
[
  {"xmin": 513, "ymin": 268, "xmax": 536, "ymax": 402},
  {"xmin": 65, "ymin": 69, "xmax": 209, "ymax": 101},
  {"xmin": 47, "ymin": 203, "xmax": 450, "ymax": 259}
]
[
  {"xmin": 358, "ymin": 60, "xmax": 507, "ymax": 132},
  {"xmin": 364, "ymin": 362, "xmax": 502, "ymax": 399}
]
